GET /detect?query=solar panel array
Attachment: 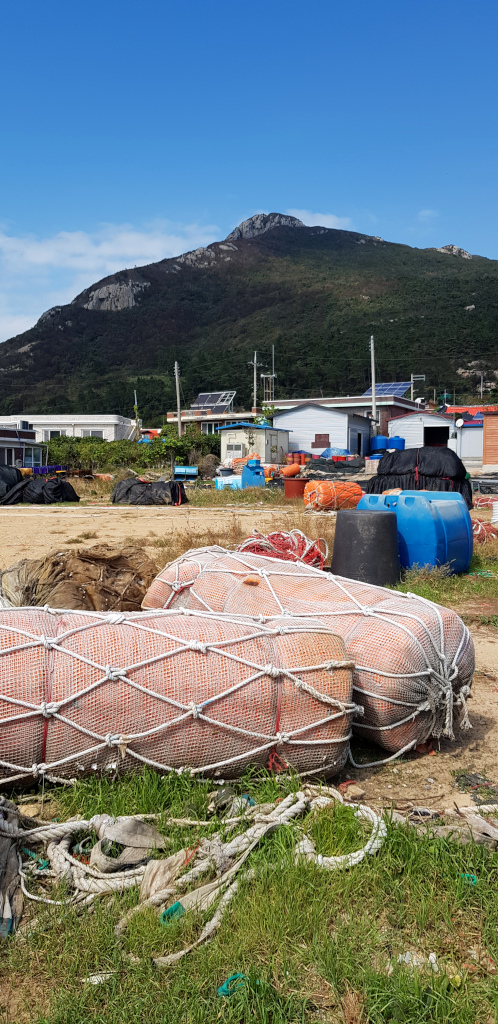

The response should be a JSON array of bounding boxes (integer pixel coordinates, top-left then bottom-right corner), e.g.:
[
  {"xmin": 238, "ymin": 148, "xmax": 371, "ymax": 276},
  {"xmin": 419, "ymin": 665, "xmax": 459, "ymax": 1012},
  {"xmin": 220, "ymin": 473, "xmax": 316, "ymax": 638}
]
[
  {"xmin": 191, "ymin": 390, "xmax": 236, "ymax": 411},
  {"xmin": 362, "ymin": 382, "xmax": 411, "ymax": 398}
]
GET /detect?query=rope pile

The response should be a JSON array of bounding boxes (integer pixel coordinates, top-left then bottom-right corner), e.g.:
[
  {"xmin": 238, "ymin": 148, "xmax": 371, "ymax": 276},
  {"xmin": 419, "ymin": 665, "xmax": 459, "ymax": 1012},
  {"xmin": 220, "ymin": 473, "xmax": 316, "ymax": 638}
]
[
  {"xmin": 472, "ymin": 518, "xmax": 498, "ymax": 544},
  {"xmin": 0, "ymin": 607, "xmax": 357, "ymax": 785},
  {"xmin": 473, "ymin": 495, "xmax": 498, "ymax": 509},
  {"xmin": 236, "ymin": 530, "xmax": 328, "ymax": 570},
  {"xmin": 1, "ymin": 787, "xmax": 386, "ymax": 964},
  {"xmin": 303, "ymin": 481, "xmax": 363, "ymax": 511},
  {"xmin": 143, "ymin": 547, "xmax": 474, "ymax": 764}
]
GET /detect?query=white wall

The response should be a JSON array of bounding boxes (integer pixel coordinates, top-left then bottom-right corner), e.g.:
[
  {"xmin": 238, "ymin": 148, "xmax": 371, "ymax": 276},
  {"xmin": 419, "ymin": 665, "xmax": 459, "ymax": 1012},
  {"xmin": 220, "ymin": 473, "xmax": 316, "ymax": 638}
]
[
  {"xmin": 221, "ymin": 427, "xmax": 289, "ymax": 462},
  {"xmin": 388, "ymin": 414, "xmax": 450, "ymax": 449},
  {"xmin": 459, "ymin": 426, "xmax": 483, "ymax": 460},
  {"xmin": 273, "ymin": 406, "xmax": 349, "ymax": 452},
  {"xmin": 221, "ymin": 428, "xmax": 265, "ymax": 461},
  {"xmin": 0, "ymin": 415, "xmax": 136, "ymax": 443}
]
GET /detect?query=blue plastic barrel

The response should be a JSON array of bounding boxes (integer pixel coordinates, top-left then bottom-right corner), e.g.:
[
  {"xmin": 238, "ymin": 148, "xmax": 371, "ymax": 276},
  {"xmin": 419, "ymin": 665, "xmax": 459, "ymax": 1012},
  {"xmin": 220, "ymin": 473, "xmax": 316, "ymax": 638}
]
[
  {"xmin": 369, "ymin": 435, "xmax": 388, "ymax": 452},
  {"xmin": 389, "ymin": 436, "xmax": 405, "ymax": 450},
  {"xmin": 356, "ymin": 491, "xmax": 473, "ymax": 573}
]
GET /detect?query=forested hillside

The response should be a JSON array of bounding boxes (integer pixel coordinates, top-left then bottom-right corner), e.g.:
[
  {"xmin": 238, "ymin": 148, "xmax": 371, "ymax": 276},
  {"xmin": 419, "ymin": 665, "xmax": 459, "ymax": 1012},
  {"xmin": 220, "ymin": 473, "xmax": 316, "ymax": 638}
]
[{"xmin": 1, "ymin": 215, "xmax": 497, "ymax": 423}]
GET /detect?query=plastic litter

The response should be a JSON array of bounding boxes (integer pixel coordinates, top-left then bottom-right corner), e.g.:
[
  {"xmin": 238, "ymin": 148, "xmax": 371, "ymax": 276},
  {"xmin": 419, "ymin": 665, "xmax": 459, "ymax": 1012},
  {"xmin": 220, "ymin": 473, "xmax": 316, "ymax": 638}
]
[{"xmin": 218, "ymin": 974, "xmax": 246, "ymax": 997}]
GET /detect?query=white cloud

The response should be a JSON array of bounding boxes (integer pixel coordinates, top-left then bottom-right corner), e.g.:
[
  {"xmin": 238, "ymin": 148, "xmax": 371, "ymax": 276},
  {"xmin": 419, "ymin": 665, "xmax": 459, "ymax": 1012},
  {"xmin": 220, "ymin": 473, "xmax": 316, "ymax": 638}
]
[
  {"xmin": 287, "ymin": 208, "xmax": 352, "ymax": 230},
  {"xmin": 0, "ymin": 219, "xmax": 219, "ymax": 343},
  {"xmin": 417, "ymin": 209, "xmax": 438, "ymax": 222}
]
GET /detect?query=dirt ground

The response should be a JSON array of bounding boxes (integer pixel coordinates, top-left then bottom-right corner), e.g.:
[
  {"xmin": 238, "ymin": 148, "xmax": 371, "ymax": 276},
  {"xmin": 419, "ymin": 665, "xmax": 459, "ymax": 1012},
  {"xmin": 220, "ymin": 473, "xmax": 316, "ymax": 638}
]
[
  {"xmin": 0, "ymin": 502, "xmax": 496, "ymax": 814},
  {"xmin": 0, "ymin": 504, "xmax": 299, "ymax": 568}
]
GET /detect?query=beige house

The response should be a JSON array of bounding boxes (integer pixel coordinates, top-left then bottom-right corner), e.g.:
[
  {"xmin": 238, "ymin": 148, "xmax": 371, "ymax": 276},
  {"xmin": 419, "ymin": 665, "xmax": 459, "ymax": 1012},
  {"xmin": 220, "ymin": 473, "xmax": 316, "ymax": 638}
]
[{"xmin": 218, "ymin": 422, "xmax": 289, "ymax": 464}]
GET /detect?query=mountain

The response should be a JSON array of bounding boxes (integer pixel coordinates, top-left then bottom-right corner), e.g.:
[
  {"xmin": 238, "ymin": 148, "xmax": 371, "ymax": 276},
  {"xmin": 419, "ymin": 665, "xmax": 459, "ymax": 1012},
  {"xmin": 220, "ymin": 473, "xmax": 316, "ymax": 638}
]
[{"xmin": 1, "ymin": 213, "xmax": 497, "ymax": 423}]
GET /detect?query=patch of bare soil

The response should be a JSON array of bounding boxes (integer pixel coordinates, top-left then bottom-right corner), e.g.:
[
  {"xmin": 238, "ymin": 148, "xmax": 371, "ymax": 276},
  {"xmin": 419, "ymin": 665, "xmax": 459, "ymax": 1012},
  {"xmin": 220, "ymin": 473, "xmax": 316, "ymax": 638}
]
[
  {"xmin": 0, "ymin": 505, "xmax": 297, "ymax": 569},
  {"xmin": 0, "ymin": 974, "xmax": 51, "ymax": 1023}
]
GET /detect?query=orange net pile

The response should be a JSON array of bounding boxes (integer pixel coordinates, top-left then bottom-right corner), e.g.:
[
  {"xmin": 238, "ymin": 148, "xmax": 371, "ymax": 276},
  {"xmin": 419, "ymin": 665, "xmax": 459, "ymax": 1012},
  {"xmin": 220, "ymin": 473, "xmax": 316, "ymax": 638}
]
[
  {"xmin": 143, "ymin": 547, "xmax": 474, "ymax": 760},
  {"xmin": 0, "ymin": 607, "xmax": 356, "ymax": 784},
  {"xmin": 472, "ymin": 519, "xmax": 498, "ymax": 544},
  {"xmin": 473, "ymin": 495, "xmax": 498, "ymax": 509},
  {"xmin": 236, "ymin": 530, "xmax": 328, "ymax": 569},
  {"xmin": 304, "ymin": 481, "xmax": 363, "ymax": 511}
]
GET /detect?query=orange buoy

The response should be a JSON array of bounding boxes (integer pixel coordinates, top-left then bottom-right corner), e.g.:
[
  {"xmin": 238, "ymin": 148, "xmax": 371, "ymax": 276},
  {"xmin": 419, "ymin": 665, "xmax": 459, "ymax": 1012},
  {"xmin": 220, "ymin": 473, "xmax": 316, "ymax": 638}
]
[{"xmin": 303, "ymin": 480, "xmax": 363, "ymax": 511}]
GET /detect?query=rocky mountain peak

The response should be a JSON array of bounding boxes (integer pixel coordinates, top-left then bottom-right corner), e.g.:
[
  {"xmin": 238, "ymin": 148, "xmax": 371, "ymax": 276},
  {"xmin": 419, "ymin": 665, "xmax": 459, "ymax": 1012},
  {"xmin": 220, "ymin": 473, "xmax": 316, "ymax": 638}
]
[
  {"xmin": 434, "ymin": 244, "xmax": 473, "ymax": 259},
  {"xmin": 225, "ymin": 212, "xmax": 304, "ymax": 242}
]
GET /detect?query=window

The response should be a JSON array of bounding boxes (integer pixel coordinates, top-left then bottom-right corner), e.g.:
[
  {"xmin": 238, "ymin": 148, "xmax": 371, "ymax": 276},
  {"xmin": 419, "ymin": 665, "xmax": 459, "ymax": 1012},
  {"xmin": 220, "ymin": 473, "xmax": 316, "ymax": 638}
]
[
  {"xmin": 81, "ymin": 429, "xmax": 104, "ymax": 438},
  {"xmin": 311, "ymin": 433, "xmax": 330, "ymax": 449},
  {"xmin": 0, "ymin": 448, "xmax": 14, "ymax": 465},
  {"xmin": 49, "ymin": 430, "xmax": 65, "ymax": 439},
  {"xmin": 24, "ymin": 447, "xmax": 42, "ymax": 468}
]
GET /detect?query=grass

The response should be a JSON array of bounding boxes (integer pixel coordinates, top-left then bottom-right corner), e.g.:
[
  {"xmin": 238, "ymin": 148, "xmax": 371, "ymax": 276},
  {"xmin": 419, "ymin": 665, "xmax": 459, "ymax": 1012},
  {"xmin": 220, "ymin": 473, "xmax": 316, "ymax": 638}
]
[
  {"xmin": 121, "ymin": 507, "xmax": 337, "ymax": 571},
  {"xmin": 2, "ymin": 768, "xmax": 498, "ymax": 1023},
  {"xmin": 394, "ymin": 538, "xmax": 498, "ymax": 607}
]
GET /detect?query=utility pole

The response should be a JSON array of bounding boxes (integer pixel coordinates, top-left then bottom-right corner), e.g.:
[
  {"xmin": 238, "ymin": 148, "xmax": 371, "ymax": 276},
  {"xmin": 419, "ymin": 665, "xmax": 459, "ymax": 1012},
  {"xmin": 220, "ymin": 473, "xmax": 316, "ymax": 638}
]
[
  {"xmin": 370, "ymin": 335, "xmax": 377, "ymax": 436},
  {"xmin": 480, "ymin": 372, "xmax": 484, "ymax": 401},
  {"xmin": 248, "ymin": 350, "xmax": 262, "ymax": 411},
  {"xmin": 174, "ymin": 361, "xmax": 182, "ymax": 438},
  {"xmin": 261, "ymin": 345, "xmax": 277, "ymax": 406},
  {"xmin": 410, "ymin": 374, "xmax": 426, "ymax": 402},
  {"xmin": 133, "ymin": 389, "xmax": 140, "ymax": 441}
]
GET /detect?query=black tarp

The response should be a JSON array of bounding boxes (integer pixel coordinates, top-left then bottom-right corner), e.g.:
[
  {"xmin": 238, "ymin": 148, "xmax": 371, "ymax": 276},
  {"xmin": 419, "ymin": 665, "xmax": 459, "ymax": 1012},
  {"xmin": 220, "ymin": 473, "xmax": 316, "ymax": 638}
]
[
  {"xmin": 111, "ymin": 478, "xmax": 188, "ymax": 506},
  {"xmin": 0, "ymin": 467, "xmax": 22, "ymax": 500},
  {"xmin": 363, "ymin": 446, "xmax": 473, "ymax": 508},
  {"xmin": 306, "ymin": 456, "xmax": 365, "ymax": 479},
  {"xmin": 0, "ymin": 475, "xmax": 80, "ymax": 505}
]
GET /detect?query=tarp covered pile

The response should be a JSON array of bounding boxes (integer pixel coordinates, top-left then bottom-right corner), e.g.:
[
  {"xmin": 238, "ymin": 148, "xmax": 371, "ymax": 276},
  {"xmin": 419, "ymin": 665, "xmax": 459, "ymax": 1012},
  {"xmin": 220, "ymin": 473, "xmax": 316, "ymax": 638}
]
[
  {"xmin": 0, "ymin": 544, "xmax": 159, "ymax": 612},
  {"xmin": 363, "ymin": 447, "xmax": 472, "ymax": 508},
  {"xmin": 112, "ymin": 478, "xmax": 187, "ymax": 506},
  {"xmin": 0, "ymin": 474, "xmax": 79, "ymax": 505}
]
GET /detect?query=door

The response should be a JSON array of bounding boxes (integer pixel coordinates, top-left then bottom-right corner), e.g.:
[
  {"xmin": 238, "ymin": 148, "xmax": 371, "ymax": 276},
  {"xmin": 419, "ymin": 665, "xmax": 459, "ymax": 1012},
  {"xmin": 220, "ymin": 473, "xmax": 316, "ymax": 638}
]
[{"xmin": 424, "ymin": 426, "xmax": 449, "ymax": 447}]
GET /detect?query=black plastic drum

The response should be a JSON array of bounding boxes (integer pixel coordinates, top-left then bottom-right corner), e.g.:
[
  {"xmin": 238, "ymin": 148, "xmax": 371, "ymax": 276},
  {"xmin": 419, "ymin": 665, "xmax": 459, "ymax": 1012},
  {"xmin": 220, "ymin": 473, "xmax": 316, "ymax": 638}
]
[{"xmin": 330, "ymin": 509, "xmax": 400, "ymax": 586}]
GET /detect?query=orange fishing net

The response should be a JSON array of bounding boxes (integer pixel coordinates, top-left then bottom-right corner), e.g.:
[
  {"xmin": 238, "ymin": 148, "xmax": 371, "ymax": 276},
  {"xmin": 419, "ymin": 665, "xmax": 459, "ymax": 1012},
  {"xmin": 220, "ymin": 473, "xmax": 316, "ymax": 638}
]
[
  {"xmin": 304, "ymin": 481, "xmax": 363, "ymax": 511},
  {"xmin": 143, "ymin": 547, "xmax": 474, "ymax": 760},
  {"xmin": 0, "ymin": 608, "xmax": 355, "ymax": 783},
  {"xmin": 236, "ymin": 530, "xmax": 327, "ymax": 569},
  {"xmin": 472, "ymin": 519, "xmax": 498, "ymax": 544}
]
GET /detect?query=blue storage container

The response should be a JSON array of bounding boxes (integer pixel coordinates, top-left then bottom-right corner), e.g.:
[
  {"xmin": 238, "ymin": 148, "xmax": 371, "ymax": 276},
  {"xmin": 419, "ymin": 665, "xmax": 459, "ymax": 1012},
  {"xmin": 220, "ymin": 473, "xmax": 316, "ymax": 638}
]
[
  {"xmin": 215, "ymin": 475, "xmax": 243, "ymax": 491},
  {"xmin": 241, "ymin": 459, "xmax": 265, "ymax": 489},
  {"xmin": 370, "ymin": 435, "xmax": 388, "ymax": 452},
  {"xmin": 389, "ymin": 436, "xmax": 405, "ymax": 451},
  {"xmin": 356, "ymin": 491, "xmax": 473, "ymax": 573}
]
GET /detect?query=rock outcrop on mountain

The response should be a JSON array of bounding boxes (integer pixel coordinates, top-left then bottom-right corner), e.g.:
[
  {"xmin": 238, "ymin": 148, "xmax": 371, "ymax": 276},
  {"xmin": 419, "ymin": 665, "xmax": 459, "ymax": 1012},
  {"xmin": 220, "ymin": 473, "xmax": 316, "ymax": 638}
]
[
  {"xmin": 225, "ymin": 212, "xmax": 304, "ymax": 241},
  {"xmin": 434, "ymin": 244, "xmax": 473, "ymax": 259}
]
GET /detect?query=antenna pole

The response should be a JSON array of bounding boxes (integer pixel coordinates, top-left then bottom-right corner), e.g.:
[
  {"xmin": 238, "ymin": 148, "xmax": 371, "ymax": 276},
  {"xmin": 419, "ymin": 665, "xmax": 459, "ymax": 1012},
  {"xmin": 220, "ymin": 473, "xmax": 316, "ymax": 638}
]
[
  {"xmin": 133, "ymin": 389, "xmax": 140, "ymax": 441},
  {"xmin": 370, "ymin": 335, "xmax": 377, "ymax": 436},
  {"xmin": 174, "ymin": 361, "xmax": 182, "ymax": 438}
]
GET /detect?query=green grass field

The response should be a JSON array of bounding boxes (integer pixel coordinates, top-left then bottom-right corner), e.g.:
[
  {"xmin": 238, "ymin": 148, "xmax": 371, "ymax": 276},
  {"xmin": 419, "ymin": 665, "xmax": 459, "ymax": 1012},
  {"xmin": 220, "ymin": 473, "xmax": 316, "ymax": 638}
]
[{"xmin": 3, "ymin": 769, "xmax": 498, "ymax": 1024}]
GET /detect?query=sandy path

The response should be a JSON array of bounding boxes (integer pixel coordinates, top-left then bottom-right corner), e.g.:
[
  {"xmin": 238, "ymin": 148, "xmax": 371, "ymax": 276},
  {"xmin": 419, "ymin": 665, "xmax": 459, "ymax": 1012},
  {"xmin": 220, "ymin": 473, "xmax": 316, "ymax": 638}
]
[{"xmin": 0, "ymin": 505, "xmax": 296, "ymax": 568}]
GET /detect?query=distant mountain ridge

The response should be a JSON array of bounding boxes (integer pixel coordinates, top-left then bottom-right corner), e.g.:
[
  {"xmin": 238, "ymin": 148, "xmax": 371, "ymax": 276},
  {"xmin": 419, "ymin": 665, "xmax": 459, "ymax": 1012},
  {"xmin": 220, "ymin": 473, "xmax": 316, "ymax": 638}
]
[{"xmin": 0, "ymin": 213, "xmax": 496, "ymax": 422}]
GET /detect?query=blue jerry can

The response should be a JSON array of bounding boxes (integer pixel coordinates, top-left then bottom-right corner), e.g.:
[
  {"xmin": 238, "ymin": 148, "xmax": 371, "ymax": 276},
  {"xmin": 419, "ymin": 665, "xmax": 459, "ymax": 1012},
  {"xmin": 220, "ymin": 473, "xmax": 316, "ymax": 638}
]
[
  {"xmin": 356, "ymin": 491, "xmax": 473, "ymax": 573},
  {"xmin": 241, "ymin": 459, "xmax": 265, "ymax": 489}
]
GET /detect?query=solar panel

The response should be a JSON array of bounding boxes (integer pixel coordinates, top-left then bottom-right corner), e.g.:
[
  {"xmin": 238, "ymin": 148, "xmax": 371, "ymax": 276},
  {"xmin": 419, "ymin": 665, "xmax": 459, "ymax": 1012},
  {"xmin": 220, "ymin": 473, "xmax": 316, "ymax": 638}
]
[
  {"xmin": 191, "ymin": 390, "xmax": 236, "ymax": 412},
  {"xmin": 362, "ymin": 382, "xmax": 411, "ymax": 398}
]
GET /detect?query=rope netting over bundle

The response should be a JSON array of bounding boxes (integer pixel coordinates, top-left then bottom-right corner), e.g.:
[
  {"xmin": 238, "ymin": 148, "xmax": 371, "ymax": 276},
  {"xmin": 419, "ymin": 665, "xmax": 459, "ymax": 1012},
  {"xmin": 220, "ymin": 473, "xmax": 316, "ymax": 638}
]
[
  {"xmin": 143, "ymin": 547, "xmax": 475, "ymax": 759},
  {"xmin": 0, "ymin": 608, "xmax": 357, "ymax": 785}
]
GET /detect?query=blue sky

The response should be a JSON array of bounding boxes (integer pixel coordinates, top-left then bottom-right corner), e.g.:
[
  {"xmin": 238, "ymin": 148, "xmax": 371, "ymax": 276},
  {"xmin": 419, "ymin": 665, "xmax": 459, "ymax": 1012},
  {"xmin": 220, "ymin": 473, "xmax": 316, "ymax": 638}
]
[{"xmin": 1, "ymin": 0, "xmax": 497, "ymax": 341}]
